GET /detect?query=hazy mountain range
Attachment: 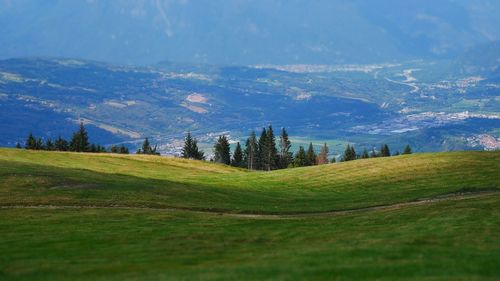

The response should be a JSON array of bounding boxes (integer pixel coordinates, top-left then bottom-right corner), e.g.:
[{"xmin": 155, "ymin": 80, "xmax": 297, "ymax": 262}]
[{"xmin": 1, "ymin": 0, "xmax": 500, "ymax": 65}]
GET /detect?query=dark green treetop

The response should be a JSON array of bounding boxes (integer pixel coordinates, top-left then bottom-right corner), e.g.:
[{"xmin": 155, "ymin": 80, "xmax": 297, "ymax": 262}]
[{"xmin": 214, "ymin": 135, "xmax": 231, "ymax": 165}]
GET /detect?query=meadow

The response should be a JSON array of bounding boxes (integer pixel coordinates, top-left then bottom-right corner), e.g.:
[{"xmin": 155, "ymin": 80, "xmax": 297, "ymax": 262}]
[{"xmin": 0, "ymin": 148, "xmax": 499, "ymax": 280}]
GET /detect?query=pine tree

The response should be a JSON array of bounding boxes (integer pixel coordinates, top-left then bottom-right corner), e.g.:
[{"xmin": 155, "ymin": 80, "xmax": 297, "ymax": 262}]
[
  {"xmin": 36, "ymin": 138, "xmax": 43, "ymax": 150},
  {"xmin": 331, "ymin": 156, "xmax": 337, "ymax": 163},
  {"xmin": 370, "ymin": 147, "xmax": 379, "ymax": 158},
  {"xmin": 136, "ymin": 138, "xmax": 159, "ymax": 155},
  {"xmin": 181, "ymin": 132, "xmax": 204, "ymax": 160},
  {"xmin": 317, "ymin": 143, "xmax": 329, "ymax": 165},
  {"xmin": 380, "ymin": 144, "xmax": 391, "ymax": 157},
  {"xmin": 380, "ymin": 144, "xmax": 386, "ymax": 157},
  {"xmin": 231, "ymin": 142, "xmax": 243, "ymax": 167},
  {"xmin": 119, "ymin": 145, "xmax": 129, "ymax": 154},
  {"xmin": 152, "ymin": 144, "xmax": 160, "ymax": 155},
  {"xmin": 293, "ymin": 146, "xmax": 307, "ymax": 167},
  {"xmin": 403, "ymin": 144, "xmax": 412, "ymax": 155},
  {"xmin": 55, "ymin": 136, "xmax": 69, "ymax": 151},
  {"xmin": 305, "ymin": 142, "xmax": 317, "ymax": 166},
  {"xmin": 110, "ymin": 145, "xmax": 119, "ymax": 153},
  {"xmin": 342, "ymin": 144, "xmax": 356, "ymax": 162},
  {"xmin": 278, "ymin": 128, "xmax": 293, "ymax": 169},
  {"xmin": 15, "ymin": 142, "xmax": 22, "ymax": 149},
  {"xmin": 45, "ymin": 139, "xmax": 55, "ymax": 151},
  {"xmin": 244, "ymin": 131, "xmax": 259, "ymax": 170},
  {"xmin": 394, "ymin": 151, "xmax": 400, "ymax": 156},
  {"xmin": 257, "ymin": 128, "xmax": 268, "ymax": 170},
  {"xmin": 90, "ymin": 144, "xmax": 97, "ymax": 153},
  {"xmin": 191, "ymin": 138, "xmax": 204, "ymax": 160},
  {"xmin": 181, "ymin": 132, "xmax": 194, "ymax": 158},
  {"xmin": 141, "ymin": 138, "xmax": 152, "ymax": 154},
  {"xmin": 70, "ymin": 123, "xmax": 90, "ymax": 152},
  {"xmin": 214, "ymin": 135, "xmax": 231, "ymax": 165},
  {"xmin": 341, "ymin": 144, "xmax": 350, "ymax": 161},
  {"xmin": 361, "ymin": 148, "xmax": 369, "ymax": 159},
  {"xmin": 25, "ymin": 133, "xmax": 36, "ymax": 150},
  {"xmin": 264, "ymin": 125, "xmax": 278, "ymax": 171}
]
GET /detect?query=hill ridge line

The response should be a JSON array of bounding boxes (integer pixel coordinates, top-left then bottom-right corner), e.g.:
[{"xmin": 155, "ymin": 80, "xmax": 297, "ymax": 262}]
[{"xmin": 1, "ymin": 191, "xmax": 497, "ymax": 219}]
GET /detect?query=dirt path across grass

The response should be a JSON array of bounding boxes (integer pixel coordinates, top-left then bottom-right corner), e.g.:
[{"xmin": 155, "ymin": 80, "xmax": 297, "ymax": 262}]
[{"xmin": 1, "ymin": 191, "xmax": 497, "ymax": 219}]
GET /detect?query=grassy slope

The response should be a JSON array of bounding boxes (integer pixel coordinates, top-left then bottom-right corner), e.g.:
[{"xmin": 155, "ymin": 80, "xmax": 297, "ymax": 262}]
[
  {"xmin": 1, "ymin": 195, "xmax": 499, "ymax": 281},
  {"xmin": 0, "ymin": 148, "xmax": 499, "ymax": 280},
  {"xmin": 0, "ymin": 148, "xmax": 499, "ymax": 213}
]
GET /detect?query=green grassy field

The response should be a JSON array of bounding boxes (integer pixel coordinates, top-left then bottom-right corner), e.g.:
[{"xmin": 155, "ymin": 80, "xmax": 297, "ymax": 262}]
[{"xmin": 0, "ymin": 148, "xmax": 499, "ymax": 280}]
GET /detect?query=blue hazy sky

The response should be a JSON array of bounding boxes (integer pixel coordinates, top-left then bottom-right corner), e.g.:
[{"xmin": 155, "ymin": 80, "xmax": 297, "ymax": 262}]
[{"xmin": 1, "ymin": 0, "xmax": 499, "ymax": 65}]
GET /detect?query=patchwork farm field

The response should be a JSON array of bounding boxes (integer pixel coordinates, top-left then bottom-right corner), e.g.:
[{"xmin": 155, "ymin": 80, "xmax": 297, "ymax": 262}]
[{"xmin": 0, "ymin": 148, "xmax": 499, "ymax": 280}]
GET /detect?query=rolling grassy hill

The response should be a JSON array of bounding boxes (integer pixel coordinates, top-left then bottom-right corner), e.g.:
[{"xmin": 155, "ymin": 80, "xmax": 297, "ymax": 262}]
[
  {"xmin": 0, "ymin": 148, "xmax": 499, "ymax": 280},
  {"xmin": 1, "ymin": 148, "xmax": 498, "ymax": 213}
]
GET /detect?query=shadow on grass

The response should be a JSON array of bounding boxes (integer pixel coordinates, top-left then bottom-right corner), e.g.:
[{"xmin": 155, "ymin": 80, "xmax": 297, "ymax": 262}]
[{"xmin": 1, "ymin": 159, "xmax": 499, "ymax": 215}]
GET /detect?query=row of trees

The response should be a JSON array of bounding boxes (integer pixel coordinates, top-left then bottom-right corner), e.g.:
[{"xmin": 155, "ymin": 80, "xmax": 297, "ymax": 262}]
[
  {"xmin": 21, "ymin": 123, "xmax": 166, "ymax": 156},
  {"xmin": 20, "ymin": 123, "xmax": 412, "ymax": 170},
  {"xmin": 136, "ymin": 138, "xmax": 160, "ymax": 155},
  {"xmin": 209, "ymin": 126, "xmax": 293, "ymax": 170},
  {"xmin": 181, "ymin": 126, "xmax": 413, "ymax": 170},
  {"xmin": 340, "ymin": 143, "xmax": 412, "ymax": 162},
  {"xmin": 21, "ymin": 123, "xmax": 129, "ymax": 154}
]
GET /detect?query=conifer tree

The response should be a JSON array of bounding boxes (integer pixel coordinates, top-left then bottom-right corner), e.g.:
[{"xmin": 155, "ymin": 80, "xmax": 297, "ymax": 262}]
[
  {"xmin": 293, "ymin": 146, "xmax": 307, "ymax": 167},
  {"xmin": 181, "ymin": 132, "xmax": 194, "ymax": 158},
  {"xmin": 152, "ymin": 144, "xmax": 160, "ymax": 155},
  {"xmin": 331, "ymin": 156, "xmax": 337, "ymax": 163},
  {"xmin": 278, "ymin": 128, "xmax": 293, "ymax": 169},
  {"xmin": 317, "ymin": 143, "xmax": 329, "ymax": 165},
  {"xmin": 214, "ymin": 135, "xmax": 231, "ymax": 165},
  {"xmin": 244, "ymin": 131, "xmax": 259, "ymax": 170},
  {"xmin": 361, "ymin": 148, "xmax": 369, "ymax": 159},
  {"xmin": 257, "ymin": 128, "xmax": 268, "ymax": 170},
  {"xmin": 380, "ymin": 144, "xmax": 386, "ymax": 157},
  {"xmin": 15, "ymin": 142, "xmax": 21, "ymax": 149},
  {"xmin": 90, "ymin": 144, "xmax": 97, "ymax": 153},
  {"xmin": 137, "ymin": 138, "xmax": 159, "ymax": 155},
  {"xmin": 342, "ymin": 144, "xmax": 356, "ymax": 162},
  {"xmin": 231, "ymin": 142, "xmax": 243, "ymax": 167},
  {"xmin": 110, "ymin": 145, "xmax": 119, "ymax": 153},
  {"xmin": 141, "ymin": 138, "xmax": 152, "ymax": 154},
  {"xmin": 25, "ymin": 133, "xmax": 36, "ymax": 150},
  {"xmin": 181, "ymin": 132, "xmax": 204, "ymax": 160},
  {"xmin": 45, "ymin": 139, "xmax": 55, "ymax": 151},
  {"xmin": 306, "ymin": 142, "xmax": 317, "ymax": 166},
  {"xmin": 380, "ymin": 144, "xmax": 391, "ymax": 157},
  {"xmin": 370, "ymin": 147, "xmax": 379, "ymax": 158},
  {"xmin": 36, "ymin": 138, "xmax": 43, "ymax": 150},
  {"xmin": 403, "ymin": 144, "xmax": 412, "ymax": 155},
  {"xmin": 119, "ymin": 145, "xmax": 129, "ymax": 154},
  {"xmin": 394, "ymin": 151, "xmax": 400, "ymax": 156},
  {"xmin": 70, "ymin": 123, "xmax": 90, "ymax": 152},
  {"xmin": 55, "ymin": 136, "xmax": 69, "ymax": 151},
  {"xmin": 342, "ymin": 144, "xmax": 350, "ymax": 162},
  {"xmin": 264, "ymin": 125, "xmax": 278, "ymax": 171},
  {"xmin": 191, "ymin": 138, "xmax": 204, "ymax": 160}
]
